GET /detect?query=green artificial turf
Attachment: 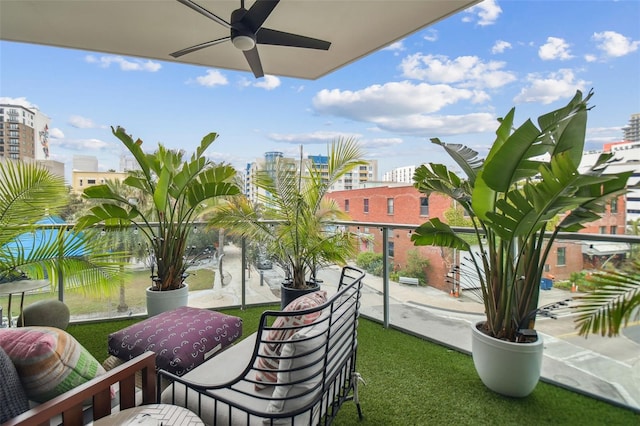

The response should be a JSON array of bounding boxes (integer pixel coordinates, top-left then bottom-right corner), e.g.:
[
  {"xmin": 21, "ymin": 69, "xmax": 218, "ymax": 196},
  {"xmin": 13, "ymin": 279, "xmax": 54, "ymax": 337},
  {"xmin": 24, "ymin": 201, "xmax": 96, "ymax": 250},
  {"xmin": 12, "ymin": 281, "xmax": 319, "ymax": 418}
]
[{"xmin": 67, "ymin": 307, "xmax": 639, "ymax": 426}]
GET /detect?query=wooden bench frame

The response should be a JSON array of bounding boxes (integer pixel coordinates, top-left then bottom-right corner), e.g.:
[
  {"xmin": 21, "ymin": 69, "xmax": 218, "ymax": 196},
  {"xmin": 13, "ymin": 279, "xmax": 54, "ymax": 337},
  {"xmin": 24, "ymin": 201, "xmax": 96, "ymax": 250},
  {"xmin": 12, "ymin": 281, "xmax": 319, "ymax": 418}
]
[
  {"xmin": 4, "ymin": 351, "xmax": 157, "ymax": 426},
  {"xmin": 159, "ymin": 266, "xmax": 366, "ymax": 425}
]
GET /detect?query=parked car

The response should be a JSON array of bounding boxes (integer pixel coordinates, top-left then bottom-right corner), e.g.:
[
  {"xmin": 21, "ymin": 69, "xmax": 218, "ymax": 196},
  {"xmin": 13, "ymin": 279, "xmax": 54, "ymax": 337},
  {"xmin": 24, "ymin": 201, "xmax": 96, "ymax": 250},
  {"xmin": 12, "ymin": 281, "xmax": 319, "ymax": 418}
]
[{"xmin": 256, "ymin": 258, "xmax": 273, "ymax": 270}]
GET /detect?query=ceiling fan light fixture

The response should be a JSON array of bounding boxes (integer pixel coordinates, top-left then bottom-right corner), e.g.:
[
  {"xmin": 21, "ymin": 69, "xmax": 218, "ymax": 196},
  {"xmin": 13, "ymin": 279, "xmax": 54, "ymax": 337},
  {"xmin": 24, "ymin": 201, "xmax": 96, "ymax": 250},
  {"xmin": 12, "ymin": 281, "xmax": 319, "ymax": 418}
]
[{"xmin": 232, "ymin": 35, "xmax": 256, "ymax": 51}]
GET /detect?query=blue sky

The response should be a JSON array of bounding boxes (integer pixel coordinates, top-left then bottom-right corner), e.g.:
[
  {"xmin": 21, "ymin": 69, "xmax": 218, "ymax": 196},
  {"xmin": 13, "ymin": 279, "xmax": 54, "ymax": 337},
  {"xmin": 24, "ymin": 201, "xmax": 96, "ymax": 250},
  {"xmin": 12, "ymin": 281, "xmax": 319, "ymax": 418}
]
[{"xmin": 1, "ymin": 0, "xmax": 639, "ymax": 181}]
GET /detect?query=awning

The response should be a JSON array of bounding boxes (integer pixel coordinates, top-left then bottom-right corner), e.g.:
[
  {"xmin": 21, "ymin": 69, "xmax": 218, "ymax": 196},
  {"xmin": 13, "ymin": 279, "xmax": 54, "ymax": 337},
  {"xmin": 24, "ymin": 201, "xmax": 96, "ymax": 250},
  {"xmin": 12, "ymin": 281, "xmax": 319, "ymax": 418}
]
[{"xmin": 582, "ymin": 242, "xmax": 631, "ymax": 256}]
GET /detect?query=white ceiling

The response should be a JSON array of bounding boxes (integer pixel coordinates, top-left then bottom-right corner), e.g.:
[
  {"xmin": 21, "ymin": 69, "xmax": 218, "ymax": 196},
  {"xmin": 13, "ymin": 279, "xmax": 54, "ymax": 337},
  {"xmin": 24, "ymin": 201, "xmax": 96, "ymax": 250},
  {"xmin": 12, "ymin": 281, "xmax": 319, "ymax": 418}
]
[{"xmin": 0, "ymin": 0, "xmax": 479, "ymax": 80}]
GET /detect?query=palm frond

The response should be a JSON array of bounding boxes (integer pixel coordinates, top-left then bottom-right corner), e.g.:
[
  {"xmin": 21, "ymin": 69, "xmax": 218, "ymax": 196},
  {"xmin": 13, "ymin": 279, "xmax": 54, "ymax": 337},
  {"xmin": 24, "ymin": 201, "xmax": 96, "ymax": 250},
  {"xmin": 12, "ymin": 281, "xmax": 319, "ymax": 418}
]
[{"xmin": 574, "ymin": 264, "xmax": 640, "ymax": 337}]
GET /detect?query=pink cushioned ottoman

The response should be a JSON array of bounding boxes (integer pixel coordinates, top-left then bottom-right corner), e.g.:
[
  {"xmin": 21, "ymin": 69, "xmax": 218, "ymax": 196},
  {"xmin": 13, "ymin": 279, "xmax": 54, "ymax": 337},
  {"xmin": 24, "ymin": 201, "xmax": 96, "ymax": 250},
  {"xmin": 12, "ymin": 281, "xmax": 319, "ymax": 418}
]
[{"xmin": 108, "ymin": 306, "xmax": 242, "ymax": 376}]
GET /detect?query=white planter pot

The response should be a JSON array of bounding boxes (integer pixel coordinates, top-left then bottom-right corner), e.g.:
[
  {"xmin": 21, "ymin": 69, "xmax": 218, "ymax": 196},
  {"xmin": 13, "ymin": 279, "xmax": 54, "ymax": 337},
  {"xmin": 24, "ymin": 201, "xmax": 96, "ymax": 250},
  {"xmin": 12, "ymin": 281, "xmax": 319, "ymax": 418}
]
[
  {"xmin": 471, "ymin": 321, "xmax": 543, "ymax": 398},
  {"xmin": 145, "ymin": 284, "xmax": 189, "ymax": 317}
]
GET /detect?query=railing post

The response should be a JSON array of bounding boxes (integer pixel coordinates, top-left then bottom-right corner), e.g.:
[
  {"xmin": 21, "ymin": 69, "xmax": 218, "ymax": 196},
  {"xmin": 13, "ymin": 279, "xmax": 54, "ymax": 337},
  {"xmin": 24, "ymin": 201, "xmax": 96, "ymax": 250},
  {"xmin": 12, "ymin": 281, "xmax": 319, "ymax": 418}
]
[
  {"xmin": 241, "ymin": 237, "xmax": 247, "ymax": 309},
  {"xmin": 381, "ymin": 226, "xmax": 390, "ymax": 328},
  {"xmin": 57, "ymin": 227, "xmax": 64, "ymax": 302}
]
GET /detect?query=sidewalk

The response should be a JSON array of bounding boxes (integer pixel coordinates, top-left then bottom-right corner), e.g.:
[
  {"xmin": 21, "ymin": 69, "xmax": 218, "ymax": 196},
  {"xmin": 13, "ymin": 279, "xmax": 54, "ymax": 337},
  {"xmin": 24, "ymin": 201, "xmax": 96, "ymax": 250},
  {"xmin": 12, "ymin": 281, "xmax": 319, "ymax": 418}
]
[{"xmin": 187, "ymin": 243, "xmax": 640, "ymax": 412}]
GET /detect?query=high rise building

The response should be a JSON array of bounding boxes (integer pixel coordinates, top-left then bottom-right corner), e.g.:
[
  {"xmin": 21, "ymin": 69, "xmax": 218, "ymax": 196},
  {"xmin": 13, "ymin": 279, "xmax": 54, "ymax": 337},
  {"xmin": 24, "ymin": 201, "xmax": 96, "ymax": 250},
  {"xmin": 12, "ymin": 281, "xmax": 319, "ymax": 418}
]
[
  {"xmin": 0, "ymin": 103, "xmax": 50, "ymax": 161},
  {"xmin": 622, "ymin": 113, "xmax": 640, "ymax": 142},
  {"xmin": 244, "ymin": 151, "xmax": 378, "ymax": 201}
]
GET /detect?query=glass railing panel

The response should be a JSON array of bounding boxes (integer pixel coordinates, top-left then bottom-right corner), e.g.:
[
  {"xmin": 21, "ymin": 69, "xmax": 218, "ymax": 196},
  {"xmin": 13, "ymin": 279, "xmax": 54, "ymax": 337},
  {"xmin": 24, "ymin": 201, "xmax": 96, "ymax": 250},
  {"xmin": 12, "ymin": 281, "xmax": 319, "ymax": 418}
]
[{"xmin": 188, "ymin": 234, "xmax": 279, "ymax": 310}]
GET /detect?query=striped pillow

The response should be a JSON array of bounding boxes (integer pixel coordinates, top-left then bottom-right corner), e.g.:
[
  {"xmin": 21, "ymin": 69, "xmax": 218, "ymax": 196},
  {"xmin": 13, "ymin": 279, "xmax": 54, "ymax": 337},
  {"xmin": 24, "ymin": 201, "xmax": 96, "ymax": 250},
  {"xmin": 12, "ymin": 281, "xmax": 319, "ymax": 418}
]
[
  {"xmin": 0, "ymin": 326, "xmax": 106, "ymax": 403},
  {"xmin": 254, "ymin": 290, "xmax": 327, "ymax": 390}
]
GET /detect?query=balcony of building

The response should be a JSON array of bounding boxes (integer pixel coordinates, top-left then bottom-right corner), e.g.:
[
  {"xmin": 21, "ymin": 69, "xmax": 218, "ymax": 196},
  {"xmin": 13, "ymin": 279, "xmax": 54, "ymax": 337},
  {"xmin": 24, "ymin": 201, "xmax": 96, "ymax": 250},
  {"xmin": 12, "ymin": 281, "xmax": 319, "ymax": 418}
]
[{"xmin": 2, "ymin": 220, "xmax": 639, "ymax": 418}]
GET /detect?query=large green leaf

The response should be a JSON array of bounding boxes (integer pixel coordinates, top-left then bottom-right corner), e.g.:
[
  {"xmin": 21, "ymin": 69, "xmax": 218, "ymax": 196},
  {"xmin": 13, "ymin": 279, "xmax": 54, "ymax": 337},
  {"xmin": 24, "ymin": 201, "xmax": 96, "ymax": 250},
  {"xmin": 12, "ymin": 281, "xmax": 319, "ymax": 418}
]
[{"xmin": 411, "ymin": 218, "xmax": 471, "ymax": 251}]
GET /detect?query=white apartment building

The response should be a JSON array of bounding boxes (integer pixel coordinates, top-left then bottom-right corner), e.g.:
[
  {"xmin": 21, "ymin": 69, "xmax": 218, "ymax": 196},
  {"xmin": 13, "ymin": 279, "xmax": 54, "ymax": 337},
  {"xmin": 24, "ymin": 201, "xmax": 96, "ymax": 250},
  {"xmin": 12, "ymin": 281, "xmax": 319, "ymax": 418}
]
[
  {"xmin": 382, "ymin": 165, "xmax": 417, "ymax": 184},
  {"xmin": 243, "ymin": 151, "xmax": 378, "ymax": 201},
  {"xmin": 623, "ymin": 113, "xmax": 640, "ymax": 143},
  {"xmin": 0, "ymin": 103, "xmax": 51, "ymax": 161}
]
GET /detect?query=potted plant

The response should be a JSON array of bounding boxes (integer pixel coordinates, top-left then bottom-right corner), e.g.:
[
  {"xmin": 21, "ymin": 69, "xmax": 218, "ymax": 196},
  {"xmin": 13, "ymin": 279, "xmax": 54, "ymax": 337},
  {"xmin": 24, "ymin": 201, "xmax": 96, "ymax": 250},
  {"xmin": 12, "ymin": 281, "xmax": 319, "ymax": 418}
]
[
  {"xmin": 208, "ymin": 139, "xmax": 365, "ymax": 308},
  {"xmin": 0, "ymin": 161, "xmax": 123, "ymax": 317},
  {"xmin": 411, "ymin": 90, "xmax": 631, "ymax": 397},
  {"xmin": 76, "ymin": 126, "xmax": 241, "ymax": 316}
]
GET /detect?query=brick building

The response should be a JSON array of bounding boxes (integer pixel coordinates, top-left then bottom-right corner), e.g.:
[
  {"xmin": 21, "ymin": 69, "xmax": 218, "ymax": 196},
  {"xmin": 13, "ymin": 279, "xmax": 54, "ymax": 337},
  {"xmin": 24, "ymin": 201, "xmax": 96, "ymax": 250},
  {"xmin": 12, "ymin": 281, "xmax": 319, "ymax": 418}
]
[
  {"xmin": 327, "ymin": 185, "xmax": 454, "ymax": 291},
  {"xmin": 327, "ymin": 185, "xmax": 628, "ymax": 291}
]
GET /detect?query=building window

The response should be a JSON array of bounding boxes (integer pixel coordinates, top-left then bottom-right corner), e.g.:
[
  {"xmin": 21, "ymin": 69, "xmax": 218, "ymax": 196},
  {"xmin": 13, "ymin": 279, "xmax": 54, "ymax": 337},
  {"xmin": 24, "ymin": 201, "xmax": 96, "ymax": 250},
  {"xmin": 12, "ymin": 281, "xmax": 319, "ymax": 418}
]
[
  {"xmin": 420, "ymin": 197, "xmax": 429, "ymax": 216},
  {"xmin": 610, "ymin": 198, "xmax": 618, "ymax": 213},
  {"xmin": 388, "ymin": 241, "xmax": 395, "ymax": 258},
  {"xmin": 79, "ymin": 179, "xmax": 83, "ymax": 186},
  {"xmin": 557, "ymin": 247, "xmax": 566, "ymax": 266},
  {"xmin": 344, "ymin": 199, "xmax": 349, "ymax": 212},
  {"xmin": 87, "ymin": 179, "xmax": 96, "ymax": 184},
  {"xmin": 599, "ymin": 226, "xmax": 606, "ymax": 234},
  {"xmin": 387, "ymin": 198, "xmax": 394, "ymax": 215},
  {"xmin": 610, "ymin": 225, "xmax": 617, "ymax": 234},
  {"xmin": 364, "ymin": 198, "xmax": 369, "ymax": 213}
]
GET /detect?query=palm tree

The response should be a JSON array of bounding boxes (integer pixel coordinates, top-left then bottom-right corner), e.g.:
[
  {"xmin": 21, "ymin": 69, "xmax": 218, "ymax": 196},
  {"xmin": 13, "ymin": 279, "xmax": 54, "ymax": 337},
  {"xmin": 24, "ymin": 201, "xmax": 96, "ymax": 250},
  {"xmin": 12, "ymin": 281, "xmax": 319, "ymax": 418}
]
[
  {"xmin": 208, "ymin": 138, "xmax": 366, "ymax": 291},
  {"xmin": 0, "ymin": 160, "xmax": 122, "ymax": 295}
]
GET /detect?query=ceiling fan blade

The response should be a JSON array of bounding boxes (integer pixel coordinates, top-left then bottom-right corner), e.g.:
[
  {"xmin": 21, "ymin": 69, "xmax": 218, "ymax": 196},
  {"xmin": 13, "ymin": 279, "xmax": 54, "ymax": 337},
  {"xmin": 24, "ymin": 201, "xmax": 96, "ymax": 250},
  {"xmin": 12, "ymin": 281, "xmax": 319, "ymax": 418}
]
[
  {"xmin": 170, "ymin": 37, "xmax": 230, "ymax": 58},
  {"xmin": 243, "ymin": 0, "xmax": 280, "ymax": 33},
  {"xmin": 177, "ymin": 0, "xmax": 231, "ymax": 29},
  {"xmin": 257, "ymin": 28, "xmax": 331, "ymax": 50},
  {"xmin": 243, "ymin": 47, "xmax": 264, "ymax": 78}
]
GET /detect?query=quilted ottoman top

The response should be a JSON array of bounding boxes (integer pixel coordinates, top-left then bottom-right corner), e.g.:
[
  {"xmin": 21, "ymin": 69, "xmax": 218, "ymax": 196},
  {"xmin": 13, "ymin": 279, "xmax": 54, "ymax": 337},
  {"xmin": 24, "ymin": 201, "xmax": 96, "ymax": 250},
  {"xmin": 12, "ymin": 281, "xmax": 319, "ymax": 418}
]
[{"xmin": 108, "ymin": 306, "xmax": 242, "ymax": 376}]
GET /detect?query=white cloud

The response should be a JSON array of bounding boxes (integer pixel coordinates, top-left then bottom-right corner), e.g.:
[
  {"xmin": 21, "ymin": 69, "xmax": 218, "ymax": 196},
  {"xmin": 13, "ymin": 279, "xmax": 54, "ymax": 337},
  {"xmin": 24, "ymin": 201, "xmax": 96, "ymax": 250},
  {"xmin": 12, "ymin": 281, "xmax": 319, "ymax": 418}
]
[
  {"xmin": 372, "ymin": 112, "xmax": 497, "ymax": 136},
  {"xmin": 423, "ymin": 29, "xmax": 438, "ymax": 42},
  {"xmin": 195, "ymin": 69, "xmax": 228, "ymax": 87},
  {"xmin": 268, "ymin": 131, "xmax": 362, "ymax": 145},
  {"xmin": 538, "ymin": 37, "xmax": 573, "ymax": 61},
  {"xmin": 69, "ymin": 115, "xmax": 102, "ymax": 129},
  {"xmin": 592, "ymin": 31, "xmax": 640, "ymax": 58},
  {"xmin": 400, "ymin": 53, "xmax": 516, "ymax": 89},
  {"xmin": 383, "ymin": 41, "xmax": 405, "ymax": 52},
  {"xmin": 491, "ymin": 40, "xmax": 512, "ymax": 54},
  {"xmin": 586, "ymin": 126, "xmax": 625, "ymax": 144},
  {"xmin": 513, "ymin": 69, "xmax": 589, "ymax": 105},
  {"xmin": 0, "ymin": 96, "xmax": 38, "ymax": 109},
  {"xmin": 313, "ymin": 81, "xmax": 483, "ymax": 122},
  {"xmin": 51, "ymin": 138, "xmax": 112, "ymax": 151},
  {"xmin": 463, "ymin": 0, "xmax": 502, "ymax": 26},
  {"xmin": 312, "ymin": 81, "xmax": 496, "ymax": 136},
  {"xmin": 85, "ymin": 55, "xmax": 161, "ymax": 72},
  {"xmin": 584, "ymin": 54, "xmax": 597, "ymax": 63},
  {"xmin": 254, "ymin": 75, "xmax": 281, "ymax": 90},
  {"xmin": 362, "ymin": 138, "xmax": 403, "ymax": 149},
  {"xmin": 49, "ymin": 128, "xmax": 65, "ymax": 139}
]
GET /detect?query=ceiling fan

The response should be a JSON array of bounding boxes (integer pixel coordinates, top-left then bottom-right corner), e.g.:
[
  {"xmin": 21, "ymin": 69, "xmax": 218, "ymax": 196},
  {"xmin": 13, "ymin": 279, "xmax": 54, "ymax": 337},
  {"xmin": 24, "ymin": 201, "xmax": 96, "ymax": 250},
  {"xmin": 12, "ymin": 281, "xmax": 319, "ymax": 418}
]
[{"xmin": 172, "ymin": 0, "xmax": 331, "ymax": 78}]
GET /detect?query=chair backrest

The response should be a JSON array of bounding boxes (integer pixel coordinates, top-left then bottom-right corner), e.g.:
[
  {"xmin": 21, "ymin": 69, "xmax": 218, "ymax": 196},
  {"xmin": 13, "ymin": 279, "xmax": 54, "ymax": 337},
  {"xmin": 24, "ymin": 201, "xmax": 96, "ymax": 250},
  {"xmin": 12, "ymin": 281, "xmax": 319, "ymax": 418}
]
[{"xmin": 251, "ymin": 265, "xmax": 365, "ymax": 418}]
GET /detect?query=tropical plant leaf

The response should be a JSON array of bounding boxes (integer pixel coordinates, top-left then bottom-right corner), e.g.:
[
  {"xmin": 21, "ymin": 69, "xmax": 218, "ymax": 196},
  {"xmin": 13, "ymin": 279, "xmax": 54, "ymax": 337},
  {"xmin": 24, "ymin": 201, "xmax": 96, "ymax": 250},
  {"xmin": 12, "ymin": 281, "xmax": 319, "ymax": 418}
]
[
  {"xmin": 574, "ymin": 264, "xmax": 640, "ymax": 337},
  {"xmin": 411, "ymin": 218, "xmax": 471, "ymax": 251}
]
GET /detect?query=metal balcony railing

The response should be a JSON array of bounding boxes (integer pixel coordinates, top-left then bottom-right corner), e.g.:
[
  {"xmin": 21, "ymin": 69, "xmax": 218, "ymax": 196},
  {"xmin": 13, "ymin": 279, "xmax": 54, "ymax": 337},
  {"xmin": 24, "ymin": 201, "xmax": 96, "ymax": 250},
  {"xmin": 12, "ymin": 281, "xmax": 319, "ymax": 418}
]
[{"xmin": 1, "ymin": 220, "xmax": 639, "ymax": 411}]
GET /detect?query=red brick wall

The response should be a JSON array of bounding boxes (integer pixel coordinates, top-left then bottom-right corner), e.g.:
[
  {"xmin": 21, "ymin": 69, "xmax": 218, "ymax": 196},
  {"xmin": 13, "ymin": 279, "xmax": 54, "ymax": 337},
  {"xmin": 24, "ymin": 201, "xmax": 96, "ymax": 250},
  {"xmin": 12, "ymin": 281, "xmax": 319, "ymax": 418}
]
[
  {"xmin": 327, "ymin": 186, "xmax": 626, "ymax": 289},
  {"xmin": 328, "ymin": 186, "xmax": 455, "ymax": 291}
]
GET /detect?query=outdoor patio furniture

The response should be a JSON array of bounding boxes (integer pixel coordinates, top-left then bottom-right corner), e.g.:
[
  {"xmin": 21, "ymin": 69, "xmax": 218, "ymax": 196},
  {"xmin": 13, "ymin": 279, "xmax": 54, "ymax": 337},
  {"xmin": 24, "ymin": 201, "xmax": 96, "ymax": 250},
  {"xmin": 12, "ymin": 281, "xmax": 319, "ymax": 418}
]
[
  {"xmin": 107, "ymin": 306, "xmax": 243, "ymax": 376},
  {"xmin": 159, "ymin": 265, "xmax": 366, "ymax": 425}
]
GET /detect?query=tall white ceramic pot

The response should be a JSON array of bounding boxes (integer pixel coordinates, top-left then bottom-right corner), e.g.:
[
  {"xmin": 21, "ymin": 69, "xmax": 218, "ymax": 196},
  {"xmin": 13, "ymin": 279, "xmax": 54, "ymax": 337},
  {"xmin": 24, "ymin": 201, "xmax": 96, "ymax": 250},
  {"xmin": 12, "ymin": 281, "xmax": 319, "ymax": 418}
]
[
  {"xmin": 145, "ymin": 284, "xmax": 189, "ymax": 317},
  {"xmin": 471, "ymin": 321, "xmax": 543, "ymax": 398}
]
